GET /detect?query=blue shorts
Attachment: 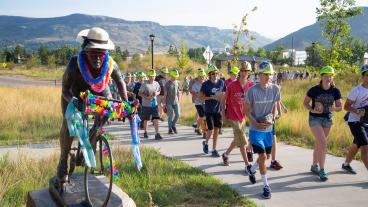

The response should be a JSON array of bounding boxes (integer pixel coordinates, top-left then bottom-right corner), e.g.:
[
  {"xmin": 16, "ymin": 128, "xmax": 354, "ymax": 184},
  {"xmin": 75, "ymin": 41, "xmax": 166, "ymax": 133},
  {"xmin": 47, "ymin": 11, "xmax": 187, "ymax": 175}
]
[
  {"xmin": 308, "ymin": 116, "xmax": 332, "ymax": 128},
  {"xmin": 249, "ymin": 130, "xmax": 273, "ymax": 154}
]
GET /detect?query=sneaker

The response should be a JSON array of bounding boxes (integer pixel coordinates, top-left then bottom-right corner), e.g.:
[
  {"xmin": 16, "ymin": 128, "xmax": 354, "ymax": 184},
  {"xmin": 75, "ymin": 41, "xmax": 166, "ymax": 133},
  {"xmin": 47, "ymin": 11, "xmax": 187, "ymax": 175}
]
[
  {"xmin": 310, "ymin": 164, "xmax": 319, "ymax": 175},
  {"xmin": 319, "ymin": 169, "xmax": 328, "ymax": 181},
  {"xmin": 159, "ymin": 117, "xmax": 164, "ymax": 122},
  {"xmin": 168, "ymin": 129, "xmax": 174, "ymax": 134},
  {"xmin": 262, "ymin": 185, "xmax": 272, "ymax": 199},
  {"xmin": 143, "ymin": 131, "xmax": 148, "ymax": 139},
  {"xmin": 155, "ymin": 133, "xmax": 163, "ymax": 140},
  {"xmin": 192, "ymin": 123, "xmax": 197, "ymax": 128},
  {"xmin": 342, "ymin": 163, "xmax": 357, "ymax": 174},
  {"xmin": 270, "ymin": 160, "xmax": 283, "ymax": 170},
  {"xmin": 247, "ymin": 165, "xmax": 256, "ymax": 184},
  {"xmin": 172, "ymin": 126, "xmax": 177, "ymax": 134},
  {"xmin": 222, "ymin": 153, "xmax": 229, "ymax": 166},
  {"xmin": 211, "ymin": 150, "xmax": 220, "ymax": 157},
  {"xmin": 196, "ymin": 128, "xmax": 202, "ymax": 135},
  {"xmin": 202, "ymin": 141, "xmax": 209, "ymax": 154}
]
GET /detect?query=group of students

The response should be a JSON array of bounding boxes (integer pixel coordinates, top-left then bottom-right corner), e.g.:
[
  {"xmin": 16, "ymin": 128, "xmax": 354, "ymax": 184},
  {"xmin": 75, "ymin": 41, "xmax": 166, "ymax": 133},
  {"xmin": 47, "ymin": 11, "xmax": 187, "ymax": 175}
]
[
  {"xmin": 111, "ymin": 67, "xmax": 181, "ymax": 140},
  {"xmin": 187, "ymin": 62, "xmax": 368, "ymax": 199}
]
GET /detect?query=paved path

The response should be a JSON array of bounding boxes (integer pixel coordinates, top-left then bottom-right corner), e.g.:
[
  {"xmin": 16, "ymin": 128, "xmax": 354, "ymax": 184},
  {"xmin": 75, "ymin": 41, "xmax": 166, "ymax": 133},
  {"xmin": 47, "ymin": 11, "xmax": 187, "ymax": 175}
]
[
  {"xmin": 1, "ymin": 121, "xmax": 367, "ymax": 207},
  {"xmin": 0, "ymin": 74, "xmax": 61, "ymax": 87}
]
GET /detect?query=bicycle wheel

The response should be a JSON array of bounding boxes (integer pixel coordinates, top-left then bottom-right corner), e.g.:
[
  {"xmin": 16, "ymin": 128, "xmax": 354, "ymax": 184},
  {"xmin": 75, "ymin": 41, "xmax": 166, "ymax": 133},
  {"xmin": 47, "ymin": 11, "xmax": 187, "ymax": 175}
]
[{"xmin": 84, "ymin": 136, "xmax": 113, "ymax": 207}]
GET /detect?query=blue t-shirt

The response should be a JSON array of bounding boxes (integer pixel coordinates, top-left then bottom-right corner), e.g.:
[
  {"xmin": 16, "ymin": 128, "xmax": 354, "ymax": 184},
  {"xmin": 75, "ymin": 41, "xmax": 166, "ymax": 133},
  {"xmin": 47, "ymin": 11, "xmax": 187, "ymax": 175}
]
[
  {"xmin": 133, "ymin": 82, "xmax": 143, "ymax": 104},
  {"xmin": 306, "ymin": 85, "xmax": 342, "ymax": 119},
  {"xmin": 200, "ymin": 79, "xmax": 226, "ymax": 113}
]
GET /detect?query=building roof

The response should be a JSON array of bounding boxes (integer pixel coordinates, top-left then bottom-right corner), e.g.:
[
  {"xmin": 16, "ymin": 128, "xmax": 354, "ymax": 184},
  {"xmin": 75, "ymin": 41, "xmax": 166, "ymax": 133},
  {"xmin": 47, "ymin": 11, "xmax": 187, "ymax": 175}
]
[{"xmin": 215, "ymin": 55, "xmax": 269, "ymax": 62}]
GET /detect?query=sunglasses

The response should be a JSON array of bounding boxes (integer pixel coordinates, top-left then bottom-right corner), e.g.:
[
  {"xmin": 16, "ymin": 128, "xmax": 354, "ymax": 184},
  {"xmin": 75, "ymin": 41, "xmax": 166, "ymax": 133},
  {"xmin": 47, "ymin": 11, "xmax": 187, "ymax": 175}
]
[
  {"xmin": 210, "ymin": 72, "xmax": 219, "ymax": 76},
  {"xmin": 85, "ymin": 50, "xmax": 107, "ymax": 59}
]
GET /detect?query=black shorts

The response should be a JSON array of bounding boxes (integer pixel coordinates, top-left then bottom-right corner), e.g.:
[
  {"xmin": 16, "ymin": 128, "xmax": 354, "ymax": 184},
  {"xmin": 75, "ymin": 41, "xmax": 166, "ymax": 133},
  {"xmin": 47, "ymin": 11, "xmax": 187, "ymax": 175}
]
[
  {"xmin": 205, "ymin": 112, "xmax": 222, "ymax": 130},
  {"xmin": 195, "ymin": 105, "xmax": 205, "ymax": 118},
  {"xmin": 142, "ymin": 106, "xmax": 160, "ymax": 121},
  {"xmin": 252, "ymin": 144, "xmax": 272, "ymax": 154},
  {"xmin": 348, "ymin": 122, "xmax": 368, "ymax": 148}
]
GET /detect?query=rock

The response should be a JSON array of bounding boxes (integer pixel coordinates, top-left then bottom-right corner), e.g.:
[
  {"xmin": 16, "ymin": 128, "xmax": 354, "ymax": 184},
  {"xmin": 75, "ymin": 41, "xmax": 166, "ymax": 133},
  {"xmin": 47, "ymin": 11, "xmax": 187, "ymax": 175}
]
[{"xmin": 27, "ymin": 173, "xmax": 136, "ymax": 207}]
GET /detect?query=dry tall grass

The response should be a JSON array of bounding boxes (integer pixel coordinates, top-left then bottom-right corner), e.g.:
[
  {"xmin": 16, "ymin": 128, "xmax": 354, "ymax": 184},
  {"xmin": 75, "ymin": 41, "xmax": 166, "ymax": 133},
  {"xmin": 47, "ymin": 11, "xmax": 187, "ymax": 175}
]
[{"xmin": 0, "ymin": 87, "xmax": 62, "ymax": 144}]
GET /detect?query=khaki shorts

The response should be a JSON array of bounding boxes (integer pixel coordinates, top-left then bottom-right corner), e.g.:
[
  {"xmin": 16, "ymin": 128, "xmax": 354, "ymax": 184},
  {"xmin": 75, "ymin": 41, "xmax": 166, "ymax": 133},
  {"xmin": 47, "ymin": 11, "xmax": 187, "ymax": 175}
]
[{"xmin": 229, "ymin": 120, "xmax": 247, "ymax": 147}]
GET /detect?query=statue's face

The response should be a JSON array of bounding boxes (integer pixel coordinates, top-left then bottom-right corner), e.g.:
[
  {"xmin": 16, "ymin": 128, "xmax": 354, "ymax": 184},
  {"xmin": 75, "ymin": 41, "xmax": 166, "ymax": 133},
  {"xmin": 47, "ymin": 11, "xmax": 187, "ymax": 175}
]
[{"xmin": 84, "ymin": 48, "xmax": 107, "ymax": 69}]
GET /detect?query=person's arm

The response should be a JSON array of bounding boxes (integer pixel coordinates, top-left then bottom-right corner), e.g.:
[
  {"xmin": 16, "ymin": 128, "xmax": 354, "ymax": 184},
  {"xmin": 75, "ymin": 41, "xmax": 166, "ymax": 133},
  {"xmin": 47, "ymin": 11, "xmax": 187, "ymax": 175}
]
[
  {"xmin": 244, "ymin": 102, "xmax": 269, "ymax": 129},
  {"xmin": 221, "ymin": 90, "xmax": 228, "ymax": 121},
  {"xmin": 332, "ymin": 99, "xmax": 343, "ymax": 112},
  {"xmin": 303, "ymin": 96, "xmax": 322, "ymax": 114},
  {"xmin": 61, "ymin": 58, "xmax": 75, "ymax": 103},
  {"xmin": 344, "ymin": 98, "xmax": 365, "ymax": 116}
]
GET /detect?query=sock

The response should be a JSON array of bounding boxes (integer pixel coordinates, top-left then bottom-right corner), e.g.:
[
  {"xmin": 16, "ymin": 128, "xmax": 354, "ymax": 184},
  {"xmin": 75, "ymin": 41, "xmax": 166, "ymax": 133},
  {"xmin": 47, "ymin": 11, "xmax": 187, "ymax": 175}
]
[
  {"xmin": 343, "ymin": 162, "xmax": 349, "ymax": 166},
  {"xmin": 251, "ymin": 162, "xmax": 259, "ymax": 173},
  {"xmin": 271, "ymin": 160, "xmax": 275, "ymax": 163},
  {"xmin": 262, "ymin": 174, "xmax": 269, "ymax": 187}
]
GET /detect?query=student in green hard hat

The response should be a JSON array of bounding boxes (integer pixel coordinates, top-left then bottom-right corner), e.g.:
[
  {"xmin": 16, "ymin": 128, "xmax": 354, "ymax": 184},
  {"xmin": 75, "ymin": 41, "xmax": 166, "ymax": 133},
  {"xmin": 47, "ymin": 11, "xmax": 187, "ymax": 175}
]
[
  {"xmin": 139, "ymin": 69, "xmax": 162, "ymax": 140},
  {"xmin": 225, "ymin": 66, "xmax": 240, "ymax": 87},
  {"xmin": 303, "ymin": 66, "xmax": 342, "ymax": 181},
  {"xmin": 156, "ymin": 66, "xmax": 169, "ymax": 121},
  {"xmin": 163, "ymin": 69, "xmax": 181, "ymax": 134}
]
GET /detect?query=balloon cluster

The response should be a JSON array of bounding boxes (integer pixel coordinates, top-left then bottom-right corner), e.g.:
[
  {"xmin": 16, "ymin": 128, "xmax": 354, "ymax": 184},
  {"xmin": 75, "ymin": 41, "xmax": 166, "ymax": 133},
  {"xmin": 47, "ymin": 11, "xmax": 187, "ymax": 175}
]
[{"xmin": 80, "ymin": 91, "xmax": 137, "ymax": 118}]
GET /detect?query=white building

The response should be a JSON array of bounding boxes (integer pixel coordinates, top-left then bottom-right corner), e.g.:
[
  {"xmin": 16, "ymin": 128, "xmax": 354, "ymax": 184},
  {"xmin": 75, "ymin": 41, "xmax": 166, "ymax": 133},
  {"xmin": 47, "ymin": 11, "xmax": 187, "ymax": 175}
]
[{"xmin": 282, "ymin": 49, "xmax": 307, "ymax": 66}]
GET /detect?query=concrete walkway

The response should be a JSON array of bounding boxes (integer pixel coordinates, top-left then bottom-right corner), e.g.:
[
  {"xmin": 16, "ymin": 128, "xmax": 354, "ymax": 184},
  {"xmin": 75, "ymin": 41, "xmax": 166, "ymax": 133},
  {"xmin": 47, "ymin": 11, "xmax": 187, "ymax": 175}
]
[{"xmin": 1, "ymin": 121, "xmax": 367, "ymax": 207}]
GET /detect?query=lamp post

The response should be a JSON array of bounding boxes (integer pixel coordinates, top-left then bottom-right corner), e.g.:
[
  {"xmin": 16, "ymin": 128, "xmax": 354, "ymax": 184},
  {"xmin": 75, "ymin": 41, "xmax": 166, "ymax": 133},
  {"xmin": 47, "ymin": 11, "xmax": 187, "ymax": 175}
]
[
  {"xmin": 149, "ymin": 34, "xmax": 155, "ymax": 69},
  {"xmin": 311, "ymin": 42, "xmax": 315, "ymax": 68}
]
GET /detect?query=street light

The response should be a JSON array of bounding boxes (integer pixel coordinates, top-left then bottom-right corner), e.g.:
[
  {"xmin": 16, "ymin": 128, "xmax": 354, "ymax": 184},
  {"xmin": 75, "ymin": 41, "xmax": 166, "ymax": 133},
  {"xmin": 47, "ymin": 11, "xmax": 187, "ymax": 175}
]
[
  {"xmin": 311, "ymin": 42, "xmax": 316, "ymax": 68},
  {"xmin": 149, "ymin": 34, "xmax": 155, "ymax": 69}
]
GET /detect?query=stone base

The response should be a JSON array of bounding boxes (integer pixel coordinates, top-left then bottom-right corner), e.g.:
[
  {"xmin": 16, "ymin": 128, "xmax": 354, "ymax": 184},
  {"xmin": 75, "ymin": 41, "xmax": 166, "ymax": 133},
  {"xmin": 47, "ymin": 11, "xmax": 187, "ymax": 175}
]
[{"xmin": 27, "ymin": 173, "xmax": 136, "ymax": 207}]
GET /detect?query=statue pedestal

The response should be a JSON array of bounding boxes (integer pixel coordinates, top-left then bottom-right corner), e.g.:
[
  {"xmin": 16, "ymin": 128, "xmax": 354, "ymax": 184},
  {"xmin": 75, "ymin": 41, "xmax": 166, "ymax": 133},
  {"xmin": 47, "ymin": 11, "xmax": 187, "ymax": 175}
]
[{"xmin": 27, "ymin": 173, "xmax": 136, "ymax": 207}]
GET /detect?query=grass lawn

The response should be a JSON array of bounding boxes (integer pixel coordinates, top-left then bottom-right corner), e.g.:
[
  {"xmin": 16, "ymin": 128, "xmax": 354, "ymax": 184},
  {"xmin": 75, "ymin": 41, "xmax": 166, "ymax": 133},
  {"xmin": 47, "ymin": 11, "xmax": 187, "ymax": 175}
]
[{"xmin": 0, "ymin": 147, "xmax": 256, "ymax": 207}]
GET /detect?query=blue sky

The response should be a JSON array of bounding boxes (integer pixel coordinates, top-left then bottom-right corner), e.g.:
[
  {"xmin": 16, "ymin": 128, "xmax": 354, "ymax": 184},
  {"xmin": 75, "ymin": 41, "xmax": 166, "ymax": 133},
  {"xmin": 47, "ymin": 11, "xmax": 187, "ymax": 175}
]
[{"xmin": 1, "ymin": 0, "xmax": 368, "ymax": 40}]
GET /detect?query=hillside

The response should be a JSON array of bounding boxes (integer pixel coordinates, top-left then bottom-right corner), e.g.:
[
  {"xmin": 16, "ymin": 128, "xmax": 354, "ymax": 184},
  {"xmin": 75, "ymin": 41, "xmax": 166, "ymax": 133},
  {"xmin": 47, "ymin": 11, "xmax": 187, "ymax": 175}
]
[
  {"xmin": 265, "ymin": 7, "xmax": 368, "ymax": 50},
  {"xmin": 0, "ymin": 13, "xmax": 272, "ymax": 53}
]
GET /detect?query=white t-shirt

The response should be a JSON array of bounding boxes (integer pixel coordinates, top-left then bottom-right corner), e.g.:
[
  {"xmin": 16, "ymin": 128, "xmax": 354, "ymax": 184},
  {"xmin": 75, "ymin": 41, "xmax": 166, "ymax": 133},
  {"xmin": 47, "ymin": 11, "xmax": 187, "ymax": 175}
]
[
  {"xmin": 347, "ymin": 84, "xmax": 368, "ymax": 122},
  {"xmin": 191, "ymin": 81, "xmax": 204, "ymax": 105}
]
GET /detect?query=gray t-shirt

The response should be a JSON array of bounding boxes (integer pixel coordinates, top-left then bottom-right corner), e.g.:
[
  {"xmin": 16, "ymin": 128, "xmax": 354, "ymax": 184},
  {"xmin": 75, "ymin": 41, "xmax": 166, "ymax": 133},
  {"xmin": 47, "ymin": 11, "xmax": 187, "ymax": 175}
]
[
  {"xmin": 165, "ymin": 80, "xmax": 179, "ymax": 105},
  {"xmin": 139, "ymin": 81, "xmax": 161, "ymax": 107},
  {"xmin": 192, "ymin": 81, "xmax": 204, "ymax": 105},
  {"xmin": 246, "ymin": 83, "xmax": 281, "ymax": 132}
]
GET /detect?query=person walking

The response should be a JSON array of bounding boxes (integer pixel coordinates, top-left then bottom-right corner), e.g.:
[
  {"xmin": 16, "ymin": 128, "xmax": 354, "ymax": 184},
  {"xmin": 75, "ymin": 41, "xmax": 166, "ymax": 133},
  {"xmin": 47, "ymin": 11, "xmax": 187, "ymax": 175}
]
[
  {"xmin": 221, "ymin": 62, "xmax": 253, "ymax": 174},
  {"xmin": 200, "ymin": 65, "xmax": 226, "ymax": 157},
  {"xmin": 139, "ymin": 69, "xmax": 162, "ymax": 140},
  {"xmin": 163, "ymin": 69, "xmax": 181, "ymax": 134},
  {"xmin": 191, "ymin": 69, "xmax": 207, "ymax": 138},
  {"xmin": 155, "ymin": 67, "xmax": 169, "ymax": 121},
  {"xmin": 303, "ymin": 66, "xmax": 342, "ymax": 181},
  {"xmin": 244, "ymin": 61, "xmax": 280, "ymax": 199},
  {"xmin": 342, "ymin": 64, "xmax": 368, "ymax": 173}
]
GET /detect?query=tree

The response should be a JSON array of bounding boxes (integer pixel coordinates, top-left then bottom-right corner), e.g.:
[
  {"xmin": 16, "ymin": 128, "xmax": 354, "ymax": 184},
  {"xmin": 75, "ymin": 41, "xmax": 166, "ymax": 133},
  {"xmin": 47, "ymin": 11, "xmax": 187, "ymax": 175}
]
[
  {"xmin": 188, "ymin": 47, "xmax": 206, "ymax": 64},
  {"xmin": 167, "ymin": 44, "xmax": 178, "ymax": 56},
  {"xmin": 270, "ymin": 45, "xmax": 284, "ymax": 65},
  {"xmin": 38, "ymin": 45, "xmax": 49, "ymax": 65},
  {"xmin": 305, "ymin": 42, "xmax": 325, "ymax": 68},
  {"xmin": 316, "ymin": 0, "xmax": 362, "ymax": 71},
  {"xmin": 13, "ymin": 45, "xmax": 27, "ymax": 63},
  {"xmin": 246, "ymin": 47, "xmax": 255, "ymax": 56},
  {"xmin": 4, "ymin": 48, "xmax": 13, "ymax": 62},
  {"xmin": 47, "ymin": 54, "xmax": 57, "ymax": 69},
  {"xmin": 25, "ymin": 54, "xmax": 41, "ymax": 69},
  {"xmin": 175, "ymin": 41, "xmax": 190, "ymax": 70},
  {"xmin": 129, "ymin": 53, "xmax": 141, "ymax": 69},
  {"xmin": 122, "ymin": 49, "xmax": 129, "ymax": 61},
  {"xmin": 342, "ymin": 38, "xmax": 367, "ymax": 66},
  {"xmin": 230, "ymin": 6, "xmax": 257, "ymax": 66},
  {"xmin": 256, "ymin": 48, "xmax": 267, "ymax": 58}
]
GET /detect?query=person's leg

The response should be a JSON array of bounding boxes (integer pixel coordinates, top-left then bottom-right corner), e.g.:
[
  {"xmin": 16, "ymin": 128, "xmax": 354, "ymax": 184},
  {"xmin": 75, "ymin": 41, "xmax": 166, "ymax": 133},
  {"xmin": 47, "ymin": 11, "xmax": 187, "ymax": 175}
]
[
  {"xmin": 172, "ymin": 104, "xmax": 180, "ymax": 128},
  {"xmin": 153, "ymin": 119, "xmax": 159, "ymax": 133},
  {"xmin": 167, "ymin": 104, "xmax": 174, "ymax": 131},
  {"xmin": 321, "ymin": 127, "xmax": 331, "ymax": 169},
  {"xmin": 56, "ymin": 119, "xmax": 74, "ymax": 181},
  {"xmin": 345, "ymin": 144, "xmax": 359, "ymax": 164},
  {"xmin": 310, "ymin": 124, "xmax": 326, "ymax": 168},
  {"xmin": 213, "ymin": 127, "xmax": 219, "ymax": 150},
  {"xmin": 239, "ymin": 143, "xmax": 249, "ymax": 165},
  {"xmin": 271, "ymin": 135, "xmax": 277, "ymax": 161},
  {"xmin": 360, "ymin": 145, "xmax": 368, "ymax": 170},
  {"xmin": 225, "ymin": 141, "xmax": 236, "ymax": 155}
]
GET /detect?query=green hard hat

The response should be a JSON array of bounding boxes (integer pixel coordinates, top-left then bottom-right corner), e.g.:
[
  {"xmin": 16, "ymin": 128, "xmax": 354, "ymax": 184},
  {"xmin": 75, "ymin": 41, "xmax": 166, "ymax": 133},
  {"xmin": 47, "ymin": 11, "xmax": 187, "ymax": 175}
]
[
  {"xmin": 256, "ymin": 61, "xmax": 274, "ymax": 74},
  {"xmin": 208, "ymin": 65, "xmax": 219, "ymax": 74},
  {"xmin": 170, "ymin": 69, "xmax": 179, "ymax": 78},
  {"xmin": 147, "ymin": 69, "xmax": 157, "ymax": 77},
  {"xmin": 320, "ymin": 66, "xmax": 335, "ymax": 76},
  {"xmin": 160, "ymin": 66, "xmax": 169, "ymax": 74},
  {"xmin": 230, "ymin": 66, "xmax": 240, "ymax": 75}
]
